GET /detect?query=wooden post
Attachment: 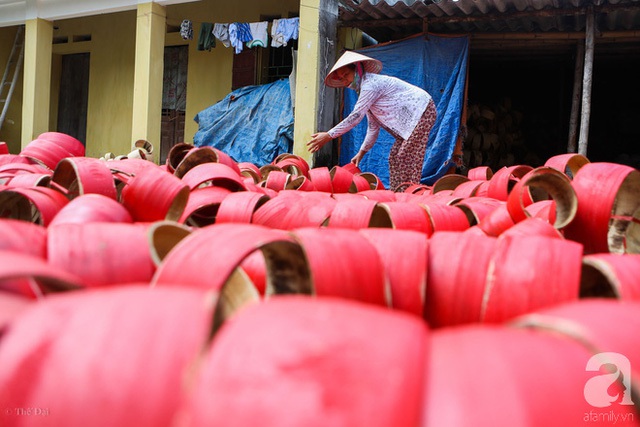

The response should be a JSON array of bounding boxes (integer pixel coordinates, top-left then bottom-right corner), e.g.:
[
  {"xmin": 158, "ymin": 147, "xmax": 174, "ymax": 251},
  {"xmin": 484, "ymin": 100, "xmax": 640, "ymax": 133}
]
[
  {"xmin": 567, "ymin": 41, "xmax": 584, "ymax": 153},
  {"xmin": 578, "ymin": 7, "xmax": 595, "ymax": 157}
]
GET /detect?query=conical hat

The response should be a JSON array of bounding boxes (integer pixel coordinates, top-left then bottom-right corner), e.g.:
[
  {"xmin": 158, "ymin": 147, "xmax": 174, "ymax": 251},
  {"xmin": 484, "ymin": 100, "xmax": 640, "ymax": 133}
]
[{"xmin": 324, "ymin": 51, "xmax": 383, "ymax": 88}]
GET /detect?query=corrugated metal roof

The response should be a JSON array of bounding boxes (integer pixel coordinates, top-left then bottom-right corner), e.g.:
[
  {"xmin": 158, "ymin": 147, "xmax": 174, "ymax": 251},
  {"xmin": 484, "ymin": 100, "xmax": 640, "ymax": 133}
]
[{"xmin": 339, "ymin": 0, "xmax": 640, "ymax": 50}]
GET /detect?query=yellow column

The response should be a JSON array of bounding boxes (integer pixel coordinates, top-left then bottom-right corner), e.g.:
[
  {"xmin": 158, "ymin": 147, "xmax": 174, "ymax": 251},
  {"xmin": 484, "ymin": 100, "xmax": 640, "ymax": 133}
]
[
  {"xmin": 293, "ymin": 0, "xmax": 338, "ymax": 165},
  {"xmin": 21, "ymin": 18, "xmax": 53, "ymax": 148},
  {"xmin": 131, "ymin": 2, "xmax": 165, "ymax": 161}
]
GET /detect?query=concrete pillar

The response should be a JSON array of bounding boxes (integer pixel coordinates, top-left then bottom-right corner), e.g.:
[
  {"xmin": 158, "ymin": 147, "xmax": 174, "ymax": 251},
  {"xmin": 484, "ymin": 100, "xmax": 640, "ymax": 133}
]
[
  {"xmin": 21, "ymin": 18, "xmax": 53, "ymax": 148},
  {"xmin": 131, "ymin": 2, "xmax": 165, "ymax": 159},
  {"xmin": 293, "ymin": 0, "xmax": 339, "ymax": 166}
]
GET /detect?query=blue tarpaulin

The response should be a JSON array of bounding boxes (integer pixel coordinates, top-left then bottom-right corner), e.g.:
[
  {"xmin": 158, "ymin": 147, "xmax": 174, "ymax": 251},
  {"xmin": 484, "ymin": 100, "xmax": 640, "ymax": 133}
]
[
  {"xmin": 339, "ymin": 34, "xmax": 469, "ymax": 186},
  {"xmin": 193, "ymin": 78, "xmax": 294, "ymax": 167}
]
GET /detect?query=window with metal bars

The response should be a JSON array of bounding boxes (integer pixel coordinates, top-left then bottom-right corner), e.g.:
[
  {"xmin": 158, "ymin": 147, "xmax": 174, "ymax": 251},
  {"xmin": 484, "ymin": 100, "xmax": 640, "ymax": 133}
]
[
  {"xmin": 233, "ymin": 14, "xmax": 298, "ymax": 88},
  {"xmin": 264, "ymin": 39, "xmax": 297, "ymax": 83}
]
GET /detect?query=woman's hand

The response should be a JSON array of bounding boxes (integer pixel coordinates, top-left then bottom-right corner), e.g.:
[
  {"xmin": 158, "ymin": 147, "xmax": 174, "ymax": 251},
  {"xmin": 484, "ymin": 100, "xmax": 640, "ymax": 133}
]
[
  {"xmin": 351, "ymin": 150, "xmax": 366, "ymax": 167},
  {"xmin": 307, "ymin": 132, "xmax": 332, "ymax": 153}
]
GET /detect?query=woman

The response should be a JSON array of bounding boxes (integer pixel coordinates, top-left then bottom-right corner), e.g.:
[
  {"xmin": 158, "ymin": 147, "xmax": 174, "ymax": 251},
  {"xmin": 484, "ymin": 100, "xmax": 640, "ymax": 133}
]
[{"xmin": 307, "ymin": 51, "xmax": 437, "ymax": 190}]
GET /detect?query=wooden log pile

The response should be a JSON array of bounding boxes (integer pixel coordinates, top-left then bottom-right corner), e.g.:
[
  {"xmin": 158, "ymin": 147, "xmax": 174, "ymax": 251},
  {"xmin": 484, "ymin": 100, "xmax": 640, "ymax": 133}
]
[{"xmin": 464, "ymin": 98, "xmax": 535, "ymax": 171}]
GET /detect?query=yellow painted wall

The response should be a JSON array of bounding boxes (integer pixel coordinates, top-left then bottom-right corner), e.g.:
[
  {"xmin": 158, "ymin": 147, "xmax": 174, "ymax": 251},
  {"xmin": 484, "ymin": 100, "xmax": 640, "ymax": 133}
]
[
  {"xmin": 0, "ymin": 0, "xmax": 301, "ymax": 159},
  {"xmin": 52, "ymin": 11, "xmax": 137, "ymax": 159},
  {"xmin": 0, "ymin": 26, "xmax": 24, "ymax": 152},
  {"xmin": 340, "ymin": 27, "xmax": 363, "ymax": 51}
]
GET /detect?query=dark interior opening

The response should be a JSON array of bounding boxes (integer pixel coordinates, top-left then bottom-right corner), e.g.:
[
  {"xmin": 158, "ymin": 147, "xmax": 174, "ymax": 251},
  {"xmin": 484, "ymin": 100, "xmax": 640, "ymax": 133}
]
[{"xmin": 466, "ymin": 48, "xmax": 640, "ymax": 171}]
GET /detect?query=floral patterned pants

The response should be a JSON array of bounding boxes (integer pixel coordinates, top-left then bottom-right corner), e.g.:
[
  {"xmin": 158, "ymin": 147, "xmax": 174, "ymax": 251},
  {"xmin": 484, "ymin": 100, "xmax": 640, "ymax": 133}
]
[{"xmin": 388, "ymin": 101, "xmax": 437, "ymax": 191}]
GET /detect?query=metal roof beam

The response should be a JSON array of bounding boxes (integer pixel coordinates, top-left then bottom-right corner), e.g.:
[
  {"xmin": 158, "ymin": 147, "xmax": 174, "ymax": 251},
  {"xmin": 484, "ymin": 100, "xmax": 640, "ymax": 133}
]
[
  {"xmin": 338, "ymin": 3, "xmax": 640, "ymax": 28},
  {"xmin": 470, "ymin": 30, "xmax": 640, "ymax": 40}
]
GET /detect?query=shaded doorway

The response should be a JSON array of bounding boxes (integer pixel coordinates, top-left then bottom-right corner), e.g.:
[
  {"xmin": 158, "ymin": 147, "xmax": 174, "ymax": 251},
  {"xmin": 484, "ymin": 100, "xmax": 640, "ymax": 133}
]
[
  {"xmin": 161, "ymin": 45, "xmax": 188, "ymax": 164},
  {"xmin": 57, "ymin": 53, "xmax": 89, "ymax": 145}
]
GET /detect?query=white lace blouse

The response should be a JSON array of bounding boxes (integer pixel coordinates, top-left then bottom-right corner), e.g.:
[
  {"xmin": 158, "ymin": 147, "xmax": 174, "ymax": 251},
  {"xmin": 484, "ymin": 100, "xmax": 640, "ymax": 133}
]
[{"xmin": 327, "ymin": 73, "xmax": 432, "ymax": 152}]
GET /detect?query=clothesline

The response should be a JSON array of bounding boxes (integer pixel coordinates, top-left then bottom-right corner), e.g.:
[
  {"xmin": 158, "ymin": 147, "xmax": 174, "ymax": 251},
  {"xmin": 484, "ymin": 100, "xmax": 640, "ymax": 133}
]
[
  {"xmin": 168, "ymin": 17, "xmax": 296, "ymax": 26},
  {"xmin": 179, "ymin": 18, "xmax": 299, "ymax": 54}
]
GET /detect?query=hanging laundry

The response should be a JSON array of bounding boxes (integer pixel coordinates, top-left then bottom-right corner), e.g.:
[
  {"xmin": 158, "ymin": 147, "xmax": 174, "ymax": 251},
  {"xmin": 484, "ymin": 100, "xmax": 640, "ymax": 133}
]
[
  {"xmin": 246, "ymin": 21, "xmax": 269, "ymax": 48},
  {"xmin": 270, "ymin": 19, "xmax": 282, "ymax": 47},
  {"xmin": 180, "ymin": 20, "xmax": 194, "ymax": 40},
  {"xmin": 271, "ymin": 17, "xmax": 299, "ymax": 48},
  {"xmin": 287, "ymin": 17, "xmax": 300, "ymax": 41},
  {"xmin": 197, "ymin": 23, "xmax": 216, "ymax": 51},
  {"xmin": 213, "ymin": 23, "xmax": 231, "ymax": 48},
  {"xmin": 229, "ymin": 22, "xmax": 253, "ymax": 54}
]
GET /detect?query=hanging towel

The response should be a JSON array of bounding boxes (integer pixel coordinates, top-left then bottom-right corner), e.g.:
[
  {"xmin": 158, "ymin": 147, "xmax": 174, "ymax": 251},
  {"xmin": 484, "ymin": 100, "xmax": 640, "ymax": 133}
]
[
  {"xmin": 270, "ymin": 19, "xmax": 283, "ymax": 47},
  {"xmin": 229, "ymin": 22, "xmax": 253, "ymax": 54},
  {"xmin": 197, "ymin": 23, "xmax": 216, "ymax": 51},
  {"xmin": 180, "ymin": 20, "xmax": 194, "ymax": 40},
  {"xmin": 287, "ymin": 17, "xmax": 300, "ymax": 41},
  {"xmin": 247, "ymin": 21, "xmax": 269, "ymax": 48},
  {"xmin": 271, "ymin": 17, "xmax": 299, "ymax": 47},
  {"xmin": 213, "ymin": 23, "xmax": 231, "ymax": 48}
]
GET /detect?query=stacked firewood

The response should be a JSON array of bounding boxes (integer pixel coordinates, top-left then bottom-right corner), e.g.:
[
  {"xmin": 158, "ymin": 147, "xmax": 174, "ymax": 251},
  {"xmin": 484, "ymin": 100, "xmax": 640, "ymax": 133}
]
[{"xmin": 463, "ymin": 98, "xmax": 529, "ymax": 170}]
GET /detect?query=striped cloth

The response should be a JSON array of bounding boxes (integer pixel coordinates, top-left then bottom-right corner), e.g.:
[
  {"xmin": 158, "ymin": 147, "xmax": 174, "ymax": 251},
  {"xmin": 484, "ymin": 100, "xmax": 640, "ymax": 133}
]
[{"xmin": 229, "ymin": 22, "xmax": 253, "ymax": 54}]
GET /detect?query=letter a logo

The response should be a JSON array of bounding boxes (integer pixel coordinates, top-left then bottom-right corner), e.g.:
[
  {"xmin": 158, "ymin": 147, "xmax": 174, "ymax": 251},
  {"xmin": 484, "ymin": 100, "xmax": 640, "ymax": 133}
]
[{"xmin": 584, "ymin": 352, "xmax": 634, "ymax": 408}]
